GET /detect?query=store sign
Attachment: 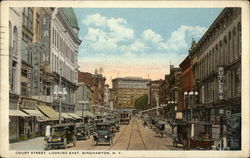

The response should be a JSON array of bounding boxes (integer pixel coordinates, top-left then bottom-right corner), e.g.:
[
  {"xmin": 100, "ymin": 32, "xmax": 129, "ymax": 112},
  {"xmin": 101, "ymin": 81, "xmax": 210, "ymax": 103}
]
[
  {"xmin": 27, "ymin": 43, "xmax": 44, "ymax": 95},
  {"xmin": 21, "ymin": 99, "xmax": 37, "ymax": 109},
  {"xmin": 218, "ymin": 66, "xmax": 224, "ymax": 100},
  {"xmin": 41, "ymin": 14, "xmax": 50, "ymax": 66}
]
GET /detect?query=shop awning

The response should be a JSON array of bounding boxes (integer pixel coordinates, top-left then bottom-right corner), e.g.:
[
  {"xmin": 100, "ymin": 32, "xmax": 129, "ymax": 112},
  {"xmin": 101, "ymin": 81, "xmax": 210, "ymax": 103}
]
[
  {"xmin": 36, "ymin": 105, "xmax": 59, "ymax": 121},
  {"xmin": 75, "ymin": 111, "xmax": 94, "ymax": 118},
  {"xmin": 9, "ymin": 110, "xmax": 29, "ymax": 117},
  {"xmin": 22, "ymin": 109, "xmax": 45, "ymax": 117},
  {"xmin": 67, "ymin": 113, "xmax": 82, "ymax": 119},
  {"xmin": 22, "ymin": 108, "xmax": 49, "ymax": 122},
  {"xmin": 61, "ymin": 113, "xmax": 75, "ymax": 119}
]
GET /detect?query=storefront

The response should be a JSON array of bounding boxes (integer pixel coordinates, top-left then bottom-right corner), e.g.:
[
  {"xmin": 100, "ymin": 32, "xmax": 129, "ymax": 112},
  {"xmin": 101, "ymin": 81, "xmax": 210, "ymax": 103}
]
[
  {"xmin": 22, "ymin": 108, "xmax": 49, "ymax": 136},
  {"xmin": 9, "ymin": 109, "xmax": 29, "ymax": 142}
]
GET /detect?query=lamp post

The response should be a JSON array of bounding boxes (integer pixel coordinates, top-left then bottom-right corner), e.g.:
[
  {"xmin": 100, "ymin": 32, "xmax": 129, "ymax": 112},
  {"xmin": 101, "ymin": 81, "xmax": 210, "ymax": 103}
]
[
  {"xmin": 79, "ymin": 100, "xmax": 88, "ymax": 123},
  {"xmin": 53, "ymin": 68, "xmax": 67, "ymax": 124},
  {"xmin": 185, "ymin": 91, "xmax": 198, "ymax": 121},
  {"xmin": 160, "ymin": 104, "xmax": 168, "ymax": 120}
]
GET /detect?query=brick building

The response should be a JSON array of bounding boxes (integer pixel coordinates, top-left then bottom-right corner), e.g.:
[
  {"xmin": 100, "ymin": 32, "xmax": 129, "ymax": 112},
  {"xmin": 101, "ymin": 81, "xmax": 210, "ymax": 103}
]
[
  {"xmin": 148, "ymin": 79, "xmax": 164, "ymax": 108},
  {"xmin": 78, "ymin": 71, "xmax": 106, "ymax": 110}
]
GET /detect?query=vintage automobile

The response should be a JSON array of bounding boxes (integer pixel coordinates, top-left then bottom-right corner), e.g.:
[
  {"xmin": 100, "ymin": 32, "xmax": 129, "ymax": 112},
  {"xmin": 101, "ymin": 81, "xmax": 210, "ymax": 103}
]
[
  {"xmin": 75, "ymin": 123, "xmax": 91, "ymax": 140},
  {"xmin": 93, "ymin": 122, "xmax": 114, "ymax": 145},
  {"xmin": 173, "ymin": 121, "xmax": 214, "ymax": 150},
  {"xmin": 88, "ymin": 122, "xmax": 95, "ymax": 135},
  {"xmin": 155, "ymin": 121, "xmax": 166, "ymax": 137},
  {"xmin": 105, "ymin": 115, "xmax": 120, "ymax": 132},
  {"xmin": 45, "ymin": 123, "xmax": 77, "ymax": 150}
]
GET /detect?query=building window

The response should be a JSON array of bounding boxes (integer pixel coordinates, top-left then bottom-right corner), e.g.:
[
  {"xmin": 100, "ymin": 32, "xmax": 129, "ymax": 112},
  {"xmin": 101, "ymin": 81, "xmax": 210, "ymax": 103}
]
[
  {"xmin": 9, "ymin": 21, "xmax": 12, "ymax": 48},
  {"xmin": 36, "ymin": 13, "xmax": 40, "ymax": 36},
  {"xmin": 13, "ymin": 26, "xmax": 18, "ymax": 54},
  {"xmin": 10, "ymin": 61, "xmax": 17, "ymax": 92},
  {"xmin": 22, "ymin": 8, "xmax": 33, "ymax": 31},
  {"xmin": 237, "ymin": 23, "xmax": 241, "ymax": 56},
  {"xmin": 21, "ymin": 33, "xmax": 32, "ymax": 63},
  {"xmin": 235, "ymin": 68, "xmax": 241, "ymax": 97}
]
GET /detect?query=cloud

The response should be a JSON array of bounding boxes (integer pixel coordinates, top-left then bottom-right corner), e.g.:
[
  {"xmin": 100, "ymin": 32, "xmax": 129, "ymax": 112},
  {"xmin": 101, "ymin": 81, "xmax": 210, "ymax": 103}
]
[
  {"xmin": 142, "ymin": 29, "xmax": 163, "ymax": 44},
  {"xmin": 82, "ymin": 13, "xmax": 135, "ymax": 53},
  {"xmin": 120, "ymin": 40, "xmax": 147, "ymax": 54},
  {"xmin": 141, "ymin": 25, "xmax": 207, "ymax": 53},
  {"xmin": 82, "ymin": 13, "xmax": 107, "ymax": 27}
]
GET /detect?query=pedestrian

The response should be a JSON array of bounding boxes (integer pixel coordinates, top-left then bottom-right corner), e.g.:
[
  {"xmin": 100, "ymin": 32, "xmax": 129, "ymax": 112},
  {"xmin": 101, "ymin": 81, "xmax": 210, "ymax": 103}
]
[
  {"xmin": 182, "ymin": 124, "xmax": 190, "ymax": 150},
  {"xmin": 27, "ymin": 125, "xmax": 31, "ymax": 139}
]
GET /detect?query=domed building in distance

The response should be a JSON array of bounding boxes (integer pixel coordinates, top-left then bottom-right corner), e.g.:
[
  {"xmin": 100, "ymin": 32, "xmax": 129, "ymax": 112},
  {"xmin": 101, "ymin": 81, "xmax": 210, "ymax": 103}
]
[{"xmin": 50, "ymin": 8, "xmax": 82, "ymax": 114}]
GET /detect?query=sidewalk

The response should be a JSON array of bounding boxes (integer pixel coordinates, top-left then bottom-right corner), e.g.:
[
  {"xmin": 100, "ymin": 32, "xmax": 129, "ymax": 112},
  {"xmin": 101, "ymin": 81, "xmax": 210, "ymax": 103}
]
[
  {"xmin": 10, "ymin": 137, "xmax": 45, "ymax": 150},
  {"xmin": 164, "ymin": 124, "xmax": 177, "ymax": 139}
]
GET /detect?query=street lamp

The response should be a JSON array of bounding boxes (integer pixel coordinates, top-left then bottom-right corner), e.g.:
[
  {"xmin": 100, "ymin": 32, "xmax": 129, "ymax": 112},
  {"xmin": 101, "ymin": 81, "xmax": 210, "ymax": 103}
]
[
  {"xmin": 53, "ymin": 68, "xmax": 67, "ymax": 124},
  {"xmin": 79, "ymin": 100, "xmax": 88, "ymax": 123},
  {"xmin": 186, "ymin": 91, "xmax": 198, "ymax": 122}
]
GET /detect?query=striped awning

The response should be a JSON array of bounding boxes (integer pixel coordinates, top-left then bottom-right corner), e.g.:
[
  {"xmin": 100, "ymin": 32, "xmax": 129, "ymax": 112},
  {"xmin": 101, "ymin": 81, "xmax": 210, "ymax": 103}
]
[
  {"xmin": 9, "ymin": 110, "xmax": 29, "ymax": 117},
  {"xmin": 75, "ymin": 111, "xmax": 94, "ymax": 118},
  {"xmin": 67, "ymin": 113, "xmax": 82, "ymax": 119},
  {"xmin": 61, "ymin": 113, "xmax": 75, "ymax": 119},
  {"xmin": 36, "ymin": 105, "xmax": 60, "ymax": 121},
  {"xmin": 22, "ymin": 108, "xmax": 49, "ymax": 122},
  {"xmin": 22, "ymin": 109, "xmax": 45, "ymax": 117}
]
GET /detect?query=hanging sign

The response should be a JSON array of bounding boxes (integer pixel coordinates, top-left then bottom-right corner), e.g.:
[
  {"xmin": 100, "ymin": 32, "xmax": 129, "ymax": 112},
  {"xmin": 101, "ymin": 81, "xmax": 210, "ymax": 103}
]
[
  {"xmin": 218, "ymin": 66, "xmax": 224, "ymax": 100},
  {"xmin": 41, "ymin": 14, "xmax": 50, "ymax": 66}
]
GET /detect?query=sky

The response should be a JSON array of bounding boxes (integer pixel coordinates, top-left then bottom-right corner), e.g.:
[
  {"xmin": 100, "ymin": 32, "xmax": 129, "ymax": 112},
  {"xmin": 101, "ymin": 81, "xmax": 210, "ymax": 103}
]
[{"xmin": 74, "ymin": 8, "xmax": 223, "ymax": 87}]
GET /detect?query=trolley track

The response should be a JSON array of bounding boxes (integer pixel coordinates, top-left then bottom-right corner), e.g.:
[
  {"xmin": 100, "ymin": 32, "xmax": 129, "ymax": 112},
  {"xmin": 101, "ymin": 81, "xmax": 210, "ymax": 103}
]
[
  {"xmin": 135, "ymin": 118, "xmax": 147, "ymax": 150},
  {"xmin": 108, "ymin": 123, "xmax": 129, "ymax": 150},
  {"xmin": 126, "ymin": 118, "xmax": 135, "ymax": 150},
  {"xmin": 126, "ymin": 117, "xmax": 147, "ymax": 150}
]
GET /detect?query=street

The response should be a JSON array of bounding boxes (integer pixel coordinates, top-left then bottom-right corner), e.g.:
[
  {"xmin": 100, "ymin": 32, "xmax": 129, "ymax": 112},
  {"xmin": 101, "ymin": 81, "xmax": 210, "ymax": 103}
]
[{"xmin": 10, "ymin": 117, "xmax": 181, "ymax": 150}]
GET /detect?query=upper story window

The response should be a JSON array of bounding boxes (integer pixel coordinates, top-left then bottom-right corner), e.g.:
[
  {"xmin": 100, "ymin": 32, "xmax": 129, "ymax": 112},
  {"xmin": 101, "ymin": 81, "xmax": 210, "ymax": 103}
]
[
  {"xmin": 22, "ymin": 8, "xmax": 33, "ymax": 31},
  {"xmin": 13, "ymin": 26, "xmax": 18, "ymax": 54},
  {"xmin": 36, "ymin": 13, "xmax": 40, "ymax": 36},
  {"xmin": 9, "ymin": 22, "xmax": 12, "ymax": 48}
]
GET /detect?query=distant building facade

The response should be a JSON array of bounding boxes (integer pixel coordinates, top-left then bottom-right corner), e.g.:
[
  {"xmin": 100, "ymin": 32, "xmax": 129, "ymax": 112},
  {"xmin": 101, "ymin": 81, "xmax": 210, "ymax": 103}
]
[
  {"xmin": 112, "ymin": 77, "xmax": 150, "ymax": 109},
  {"xmin": 78, "ymin": 71, "xmax": 106, "ymax": 110},
  {"xmin": 148, "ymin": 79, "xmax": 164, "ymax": 108}
]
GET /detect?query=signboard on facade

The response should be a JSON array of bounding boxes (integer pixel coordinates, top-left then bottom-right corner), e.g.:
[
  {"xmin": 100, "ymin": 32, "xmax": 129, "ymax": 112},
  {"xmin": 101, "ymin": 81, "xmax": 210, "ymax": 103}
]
[
  {"xmin": 41, "ymin": 14, "xmax": 50, "ymax": 66},
  {"xmin": 218, "ymin": 66, "xmax": 224, "ymax": 100},
  {"xmin": 176, "ymin": 112, "xmax": 183, "ymax": 119},
  {"xmin": 27, "ymin": 43, "xmax": 45, "ymax": 95}
]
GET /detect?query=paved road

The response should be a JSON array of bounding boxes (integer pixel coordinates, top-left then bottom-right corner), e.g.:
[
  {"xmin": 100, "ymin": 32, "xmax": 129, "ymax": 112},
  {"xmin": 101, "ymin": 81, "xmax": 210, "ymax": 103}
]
[{"xmin": 10, "ymin": 117, "xmax": 181, "ymax": 150}]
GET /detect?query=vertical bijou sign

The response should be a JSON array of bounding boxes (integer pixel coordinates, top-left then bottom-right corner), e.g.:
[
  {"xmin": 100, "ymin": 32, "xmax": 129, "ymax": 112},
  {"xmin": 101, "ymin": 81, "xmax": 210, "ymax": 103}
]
[
  {"xmin": 41, "ymin": 14, "xmax": 50, "ymax": 66},
  {"xmin": 218, "ymin": 66, "xmax": 224, "ymax": 100}
]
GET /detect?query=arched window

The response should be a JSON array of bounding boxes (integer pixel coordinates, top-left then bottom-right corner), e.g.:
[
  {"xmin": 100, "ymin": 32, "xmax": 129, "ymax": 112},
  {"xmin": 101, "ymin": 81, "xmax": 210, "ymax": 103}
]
[
  {"xmin": 13, "ymin": 26, "xmax": 18, "ymax": 54},
  {"xmin": 219, "ymin": 40, "xmax": 223, "ymax": 65},
  {"xmin": 233, "ymin": 27, "xmax": 237, "ymax": 60},
  {"xmin": 9, "ymin": 21, "xmax": 12, "ymax": 48},
  {"xmin": 237, "ymin": 22, "xmax": 241, "ymax": 56},
  {"xmin": 228, "ymin": 31, "xmax": 232, "ymax": 63},
  {"xmin": 223, "ymin": 36, "xmax": 227, "ymax": 65}
]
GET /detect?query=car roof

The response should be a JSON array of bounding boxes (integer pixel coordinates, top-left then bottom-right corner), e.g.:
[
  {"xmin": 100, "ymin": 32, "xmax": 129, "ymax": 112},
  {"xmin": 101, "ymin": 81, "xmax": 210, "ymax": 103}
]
[
  {"xmin": 52, "ymin": 123, "xmax": 75, "ymax": 128},
  {"xmin": 96, "ymin": 122, "xmax": 112, "ymax": 126}
]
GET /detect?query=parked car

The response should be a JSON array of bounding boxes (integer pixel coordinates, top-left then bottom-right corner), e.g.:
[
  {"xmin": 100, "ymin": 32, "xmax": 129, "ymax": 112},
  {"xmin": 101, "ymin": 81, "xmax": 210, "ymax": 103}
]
[
  {"xmin": 75, "ymin": 123, "xmax": 91, "ymax": 140},
  {"xmin": 93, "ymin": 122, "xmax": 114, "ymax": 145},
  {"xmin": 45, "ymin": 123, "xmax": 77, "ymax": 150}
]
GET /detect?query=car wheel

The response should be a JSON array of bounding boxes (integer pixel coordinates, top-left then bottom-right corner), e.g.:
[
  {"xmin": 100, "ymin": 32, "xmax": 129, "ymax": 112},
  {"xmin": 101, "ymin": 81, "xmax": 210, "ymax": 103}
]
[{"xmin": 63, "ymin": 138, "xmax": 67, "ymax": 149}]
